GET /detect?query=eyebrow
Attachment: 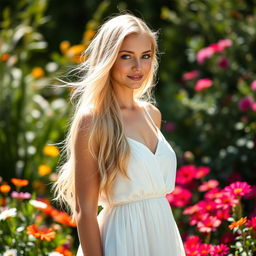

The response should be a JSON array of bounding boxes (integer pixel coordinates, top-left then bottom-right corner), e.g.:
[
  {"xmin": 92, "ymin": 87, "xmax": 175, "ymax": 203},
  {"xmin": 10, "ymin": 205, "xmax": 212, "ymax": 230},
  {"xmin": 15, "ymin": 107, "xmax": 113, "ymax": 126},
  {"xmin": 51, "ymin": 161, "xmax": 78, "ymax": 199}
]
[{"xmin": 119, "ymin": 50, "xmax": 152, "ymax": 54}]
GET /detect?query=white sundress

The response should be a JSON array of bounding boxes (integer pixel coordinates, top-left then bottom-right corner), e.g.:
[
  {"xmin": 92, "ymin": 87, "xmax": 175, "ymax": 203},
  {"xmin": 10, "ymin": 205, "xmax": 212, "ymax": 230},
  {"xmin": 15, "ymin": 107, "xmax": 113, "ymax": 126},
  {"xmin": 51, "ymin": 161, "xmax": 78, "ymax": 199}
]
[{"xmin": 76, "ymin": 104, "xmax": 186, "ymax": 256}]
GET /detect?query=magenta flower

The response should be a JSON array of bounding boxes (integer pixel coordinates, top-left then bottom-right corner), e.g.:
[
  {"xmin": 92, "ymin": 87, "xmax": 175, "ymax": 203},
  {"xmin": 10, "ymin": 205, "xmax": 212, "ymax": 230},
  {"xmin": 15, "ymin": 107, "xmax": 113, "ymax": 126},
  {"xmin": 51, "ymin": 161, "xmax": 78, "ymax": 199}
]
[
  {"xmin": 216, "ymin": 208, "xmax": 231, "ymax": 220},
  {"xmin": 184, "ymin": 236, "xmax": 201, "ymax": 256},
  {"xmin": 167, "ymin": 186, "xmax": 192, "ymax": 207},
  {"xmin": 197, "ymin": 215, "xmax": 221, "ymax": 233},
  {"xmin": 224, "ymin": 181, "xmax": 252, "ymax": 197},
  {"xmin": 218, "ymin": 57, "xmax": 229, "ymax": 69},
  {"xmin": 198, "ymin": 243, "xmax": 213, "ymax": 255},
  {"xmin": 210, "ymin": 244, "xmax": 230, "ymax": 256},
  {"xmin": 199, "ymin": 179, "xmax": 219, "ymax": 192},
  {"xmin": 195, "ymin": 78, "xmax": 213, "ymax": 91},
  {"xmin": 182, "ymin": 70, "xmax": 200, "ymax": 81},
  {"xmin": 176, "ymin": 165, "xmax": 197, "ymax": 184},
  {"xmin": 195, "ymin": 166, "xmax": 210, "ymax": 179},
  {"xmin": 238, "ymin": 96, "xmax": 254, "ymax": 111},
  {"xmin": 247, "ymin": 217, "xmax": 256, "ymax": 231},
  {"xmin": 190, "ymin": 211, "xmax": 209, "ymax": 226},
  {"xmin": 251, "ymin": 102, "xmax": 256, "ymax": 112},
  {"xmin": 251, "ymin": 80, "xmax": 256, "ymax": 91},
  {"xmin": 11, "ymin": 191, "xmax": 31, "ymax": 199},
  {"xmin": 164, "ymin": 121, "xmax": 176, "ymax": 132},
  {"xmin": 197, "ymin": 200, "xmax": 217, "ymax": 213}
]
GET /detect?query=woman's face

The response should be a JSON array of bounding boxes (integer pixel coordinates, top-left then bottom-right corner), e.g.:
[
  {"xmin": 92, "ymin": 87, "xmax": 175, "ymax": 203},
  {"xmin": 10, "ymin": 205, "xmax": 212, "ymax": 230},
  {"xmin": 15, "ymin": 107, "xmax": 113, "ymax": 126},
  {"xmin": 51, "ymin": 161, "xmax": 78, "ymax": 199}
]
[{"xmin": 110, "ymin": 33, "xmax": 153, "ymax": 90}]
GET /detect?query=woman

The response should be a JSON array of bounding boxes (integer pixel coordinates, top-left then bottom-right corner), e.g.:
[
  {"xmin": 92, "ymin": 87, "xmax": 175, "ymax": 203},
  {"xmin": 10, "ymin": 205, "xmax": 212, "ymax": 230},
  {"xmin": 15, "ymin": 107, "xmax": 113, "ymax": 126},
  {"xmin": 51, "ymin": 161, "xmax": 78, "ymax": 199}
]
[{"xmin": 52, "ymin": 13, "xmax": 186, "ymax": 256}]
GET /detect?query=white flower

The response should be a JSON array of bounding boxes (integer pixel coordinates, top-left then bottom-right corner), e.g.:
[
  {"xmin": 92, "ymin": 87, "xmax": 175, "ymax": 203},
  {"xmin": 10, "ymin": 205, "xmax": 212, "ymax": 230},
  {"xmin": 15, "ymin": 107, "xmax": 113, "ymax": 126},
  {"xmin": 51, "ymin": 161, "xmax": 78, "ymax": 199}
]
[
  {"xmin": 3, "ymin": 248, "xmax": 17, "ymax": 256},
  {"xmin": 48, "ymin": 252, "xmax": 64, "ymax": 256},
  {"xmin": 29, "ymin": 199, "xmax": 47, "ymax": 209},
  {"xmin": 0, "ymin": 208, "xmax": 17, "ymax": 221}
]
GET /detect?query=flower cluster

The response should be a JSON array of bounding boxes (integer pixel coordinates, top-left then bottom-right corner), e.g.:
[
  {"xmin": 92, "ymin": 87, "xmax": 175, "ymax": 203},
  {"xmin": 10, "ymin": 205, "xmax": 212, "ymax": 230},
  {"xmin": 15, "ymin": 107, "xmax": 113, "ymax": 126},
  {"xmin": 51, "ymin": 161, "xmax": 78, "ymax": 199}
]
[{"xmin": 166, "ymin": 164, "xmax": 255, "ymax": 255}]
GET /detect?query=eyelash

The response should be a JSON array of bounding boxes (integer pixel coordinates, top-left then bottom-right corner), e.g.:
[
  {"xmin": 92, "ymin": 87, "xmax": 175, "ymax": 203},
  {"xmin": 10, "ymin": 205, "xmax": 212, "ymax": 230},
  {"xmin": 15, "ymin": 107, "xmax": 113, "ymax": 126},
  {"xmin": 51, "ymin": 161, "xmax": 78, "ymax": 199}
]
[{"xmin": 120, "ymin": 54, "xmax": 151, "ymax": 60}]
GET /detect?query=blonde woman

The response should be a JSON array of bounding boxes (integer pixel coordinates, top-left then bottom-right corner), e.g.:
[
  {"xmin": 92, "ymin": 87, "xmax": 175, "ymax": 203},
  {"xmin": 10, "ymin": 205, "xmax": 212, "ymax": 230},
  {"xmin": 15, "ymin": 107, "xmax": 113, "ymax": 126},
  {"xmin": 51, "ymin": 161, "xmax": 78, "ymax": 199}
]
[{"xmin": 52, "ymin": 13, "xmax": 186, "ymax": 256}]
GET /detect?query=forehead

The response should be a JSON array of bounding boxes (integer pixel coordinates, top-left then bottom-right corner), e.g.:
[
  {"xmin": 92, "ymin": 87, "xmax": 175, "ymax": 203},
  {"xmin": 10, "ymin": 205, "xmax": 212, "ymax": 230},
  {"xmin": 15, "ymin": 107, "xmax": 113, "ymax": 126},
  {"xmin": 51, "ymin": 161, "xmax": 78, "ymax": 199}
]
[{"xmin": 120, "ymin": 33, "xmax": 153, "ymax": 52}]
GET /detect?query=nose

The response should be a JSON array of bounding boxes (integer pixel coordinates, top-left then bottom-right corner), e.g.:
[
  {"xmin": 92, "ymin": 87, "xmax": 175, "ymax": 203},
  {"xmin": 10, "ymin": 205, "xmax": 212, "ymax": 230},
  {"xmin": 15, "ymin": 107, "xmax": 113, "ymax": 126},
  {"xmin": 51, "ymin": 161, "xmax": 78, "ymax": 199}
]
[{"xmin": 132, "ymin": 58, "xmax": 142, "ymax": 71}]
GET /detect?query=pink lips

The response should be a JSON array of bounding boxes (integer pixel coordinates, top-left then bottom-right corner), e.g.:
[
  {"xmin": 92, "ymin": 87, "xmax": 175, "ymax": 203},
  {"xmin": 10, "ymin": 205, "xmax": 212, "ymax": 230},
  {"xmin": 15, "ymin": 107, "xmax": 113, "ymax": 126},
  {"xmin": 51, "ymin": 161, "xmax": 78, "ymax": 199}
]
[{"xmin": 127, "ymin": 75, "xmax": 143, "ymax": 81}]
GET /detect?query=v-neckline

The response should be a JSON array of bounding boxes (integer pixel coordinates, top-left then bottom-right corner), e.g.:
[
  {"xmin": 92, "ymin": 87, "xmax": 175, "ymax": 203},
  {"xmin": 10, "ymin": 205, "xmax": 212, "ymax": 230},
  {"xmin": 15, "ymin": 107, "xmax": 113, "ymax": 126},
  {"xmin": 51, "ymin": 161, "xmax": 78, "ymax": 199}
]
[{"xmin": 126, "ymin": 127, "xmax": 162, "ymax": 156}]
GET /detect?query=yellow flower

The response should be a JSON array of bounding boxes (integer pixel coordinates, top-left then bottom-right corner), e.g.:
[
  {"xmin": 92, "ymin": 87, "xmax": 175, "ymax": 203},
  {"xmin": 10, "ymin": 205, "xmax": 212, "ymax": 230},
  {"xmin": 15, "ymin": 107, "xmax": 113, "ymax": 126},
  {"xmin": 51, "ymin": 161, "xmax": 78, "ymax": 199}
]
[
  {"xmin": 38, "ymin": 165, "xmax": 52, "ymax": 176},
  {"xmin": 60, "ymin": 41, "xmax": 70, "ymax": 54},
  {"xmin": 43, "ymin": 145, "xmax": 60, "ymax": 157},
  {"xmin": 32, "ymin": 67, "xmax": 45, "ymax": 79}
]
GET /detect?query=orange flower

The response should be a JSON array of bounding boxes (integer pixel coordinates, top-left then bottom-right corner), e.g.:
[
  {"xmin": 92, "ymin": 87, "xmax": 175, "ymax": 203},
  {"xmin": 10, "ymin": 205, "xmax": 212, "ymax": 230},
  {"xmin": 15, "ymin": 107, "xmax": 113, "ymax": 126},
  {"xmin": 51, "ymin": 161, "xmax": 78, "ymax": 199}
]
[
  {"xmin": 38, "ymin": 164, "xmax": 52, "ymax": 176},
  {"xmin": 1, "ymin": 53, "xmax": 10, "ymax": 62},
  {"xmin": 229, "ymin": 217, "xmax": 247, "ymax": 230},
  {"xmin": 55, "ymin": 246, "xmax": 74, "ymax": 256},
  {"xmin": 31, "ymin": 67, "xmax": 45, "ymax": 79},
  {"xmin": 11, "ymin": 178, "xmax": 29, "ymax": 187},
  {"xmin": 26, "ymin": 224, "xmax": 56, "ymax": 241},
  {"xmin": 53, "ymin": 211, "xmax": 77, "ymax": 227},
  {"xmin": 84, "ymin": 29, "xmax": 95, "ymax": 40},
  {"xmin": 0, "ymin": 183, "xmax": 11, "ymax": 193},
  {"xmin": 43, "ymin": 145, "xmax": 60, "ymax": 157},
  {"xmin": 66, "ymin": 44, "xmax": 85, "ymax": 58},
  {"xmin": 60, "ymin": 40, "xmax": 71, "ymax": 54}
]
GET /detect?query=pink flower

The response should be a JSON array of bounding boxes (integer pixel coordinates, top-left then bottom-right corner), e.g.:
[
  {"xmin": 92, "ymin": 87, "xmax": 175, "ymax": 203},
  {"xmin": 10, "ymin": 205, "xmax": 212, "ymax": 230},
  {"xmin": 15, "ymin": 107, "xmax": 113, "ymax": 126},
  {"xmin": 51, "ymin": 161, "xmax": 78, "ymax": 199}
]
[
  {"xmin": 184, "ymin": 236, "xmax": 201, "ymax": 256},
  {"xmin": 251, "ymin": 102, "xmax": 256, "ymax": 112},
  {"xmin": 183, "ymin": 204, "xmax": 201, "ymax": 215},
  {"xmin": 214, "ymin": 191, "xmax": 239, "ymax": 209},
  {"xmin": 217, "ymin": 39, "xmax": 232, "ymax": 50},
  {"xmin": 11, "ymin": 191, "xmax": 31, "ymax": 199},
  {"xmin": 199, "ymin": 179, "xmax": 219, "ymax": 192},
  {"xmin": 218, "ymin": 57, "xmax": 229, "ymax": 69},
  {"xmin": 216, "ymin": 208, "xmax": 231, "ymax": 220},
  {"xmin": 164, "ymin": 122, "xmax": 176, "ymax": 132},
  {"xmin": 238, "ymin": 96, "xmax": 254, "ymax": 111},
  {"xmin": 195, "ymin": 166, "xmax": 210, "ymax": 179},
  {"xmin": 196, "ymin": 47, "xmax": 214, "ymax": 64},
  {"xmin": 247, "ymin": 216, "xmax": 256, "ymax": 231},
  {"xmin": 224, "ymin": 181, "xmax": 252, "ymax": 197},
  {"xmin": 210, "ymin": 244, "xmax": 230, "ymax": 256},
  {"xmin": 251, "ymin": 80, "xmax": 256, "ymax": 91},
  {"xmin": 209, "ymin": 43, "xmax": 223, "ymax": 53},
  {"xmin": 204, "ymin": 187, "xmax": 222, "ymax": 200},
  {"xmin": 197, "ymin": 215, "xmax": 221, "ymax": 233},
  {"xmin": 197, "ymin": 200, "xmax": 217, "ymax": 213},
  {"xmin": 190, "ymin": 211, "xmax": 209, "ymax": 226},
  {"xmin": 167, "ymin": 186, "xmax": 192, "ymax": 207},
  {"xmin": 182, "ymin": 70, "xmax": 200, "ymax": 81},
  {"xmin": 176, "ymin": 165, "xmax": 197, "ymax": 184},
  {"xmin": 195, "ymin": 78, "xmax": 213, "ymax": 91}
]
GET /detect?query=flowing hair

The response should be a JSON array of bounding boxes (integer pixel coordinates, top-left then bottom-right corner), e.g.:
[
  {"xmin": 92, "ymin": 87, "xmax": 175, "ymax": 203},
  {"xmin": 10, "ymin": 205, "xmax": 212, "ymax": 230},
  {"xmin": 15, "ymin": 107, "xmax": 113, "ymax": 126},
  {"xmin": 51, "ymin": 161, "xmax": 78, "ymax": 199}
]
[{"xmin": 51, "ymin": 13, "xmax": 159, "ymax": 222}]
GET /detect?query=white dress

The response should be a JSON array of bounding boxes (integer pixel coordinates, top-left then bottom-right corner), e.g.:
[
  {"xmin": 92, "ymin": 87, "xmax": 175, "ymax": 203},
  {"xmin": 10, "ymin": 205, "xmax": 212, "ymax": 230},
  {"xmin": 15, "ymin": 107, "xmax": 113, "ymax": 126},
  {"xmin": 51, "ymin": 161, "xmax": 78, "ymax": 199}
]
[{"xmin": 76, "ymin": 105, "xmax": 186, "ymax": 256}]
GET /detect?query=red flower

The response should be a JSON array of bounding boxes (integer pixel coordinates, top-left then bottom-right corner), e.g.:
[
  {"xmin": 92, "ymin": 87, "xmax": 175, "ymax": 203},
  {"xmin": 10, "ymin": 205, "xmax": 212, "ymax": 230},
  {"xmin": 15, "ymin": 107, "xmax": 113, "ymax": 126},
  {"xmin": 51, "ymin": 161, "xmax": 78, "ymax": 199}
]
[
  {"xmin": 247, "ymin": 217, "xmax": 256, "ymax": 231},
  {"xmin": 176, "ymin": 165, "xmax": 197, "ymax": 184},
  {"xmin": 224, "ymin": 181, "xmax": 252, "ymax": 197},
  {"xmin": 26, "ymin": 224, "xmax": 56, "ymax": 241},
  {"xmin": 195, "ymin": 78, "xmax": 213, "ymax": 91},
  {"xmin": 167, "ymin": 186, "xmax": 192, "ymax": 207}
]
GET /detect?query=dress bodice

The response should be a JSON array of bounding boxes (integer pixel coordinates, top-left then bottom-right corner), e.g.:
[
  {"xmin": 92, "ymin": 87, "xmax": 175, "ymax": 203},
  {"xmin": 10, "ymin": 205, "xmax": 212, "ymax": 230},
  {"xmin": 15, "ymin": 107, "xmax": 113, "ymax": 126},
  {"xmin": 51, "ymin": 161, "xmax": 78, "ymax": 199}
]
[{"xmin": 98, "ymin": 105, "xmax": 177, "ymax": 208}]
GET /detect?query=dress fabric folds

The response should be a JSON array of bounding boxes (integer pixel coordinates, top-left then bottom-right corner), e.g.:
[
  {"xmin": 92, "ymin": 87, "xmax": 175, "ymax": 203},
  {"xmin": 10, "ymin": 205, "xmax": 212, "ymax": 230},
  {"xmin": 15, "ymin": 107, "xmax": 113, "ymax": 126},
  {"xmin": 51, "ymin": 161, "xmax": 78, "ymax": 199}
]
[{"xmin": 76, "ymin": 106, "xmax": 186, "ymax": 256}]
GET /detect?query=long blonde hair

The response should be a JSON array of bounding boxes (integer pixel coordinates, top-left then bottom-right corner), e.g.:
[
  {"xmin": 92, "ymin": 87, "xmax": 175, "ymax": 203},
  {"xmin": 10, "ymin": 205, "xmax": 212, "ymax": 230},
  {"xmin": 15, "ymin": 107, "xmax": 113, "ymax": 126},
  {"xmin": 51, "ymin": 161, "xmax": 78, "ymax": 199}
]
[{"xmin": 51, "ymin": 13, "xmax": 159, "ymax": 221}]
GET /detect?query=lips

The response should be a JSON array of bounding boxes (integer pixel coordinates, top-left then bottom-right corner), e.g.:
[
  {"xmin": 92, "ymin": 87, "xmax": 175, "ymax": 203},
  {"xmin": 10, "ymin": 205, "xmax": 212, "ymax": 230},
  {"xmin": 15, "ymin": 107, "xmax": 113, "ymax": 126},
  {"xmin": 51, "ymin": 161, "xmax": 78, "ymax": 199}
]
[{"xmin": 127, "ymin": 75, "xmax": 143, "ymax": 81}]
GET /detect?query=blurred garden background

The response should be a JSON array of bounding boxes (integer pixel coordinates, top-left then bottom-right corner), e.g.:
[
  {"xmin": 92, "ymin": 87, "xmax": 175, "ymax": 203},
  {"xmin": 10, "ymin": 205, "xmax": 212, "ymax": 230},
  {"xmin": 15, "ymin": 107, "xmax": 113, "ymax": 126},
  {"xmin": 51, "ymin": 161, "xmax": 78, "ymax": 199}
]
[{"xmin": 0, "ymin": 0, "xmax": 256, "ymax": 255}]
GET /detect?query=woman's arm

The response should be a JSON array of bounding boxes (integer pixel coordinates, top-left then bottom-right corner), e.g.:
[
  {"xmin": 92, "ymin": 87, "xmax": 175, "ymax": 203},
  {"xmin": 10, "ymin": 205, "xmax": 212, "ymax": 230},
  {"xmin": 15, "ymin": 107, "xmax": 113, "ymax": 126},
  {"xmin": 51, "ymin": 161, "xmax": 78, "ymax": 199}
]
[{"xmin": 74, "ymin": 113, "xmax": 103, "ymax": 256}]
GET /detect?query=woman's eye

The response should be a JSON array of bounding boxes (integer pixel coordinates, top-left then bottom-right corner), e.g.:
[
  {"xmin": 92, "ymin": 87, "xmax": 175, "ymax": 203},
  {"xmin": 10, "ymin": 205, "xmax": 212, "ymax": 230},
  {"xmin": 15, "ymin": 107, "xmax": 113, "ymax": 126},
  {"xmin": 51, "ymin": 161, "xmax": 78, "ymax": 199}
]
[
  {"xmin": 120, "ymin": 55, "xmax": 131, "ymax": 59},
  {"xmin": 142, "ymin": 54, "xmax": 151, "ymax": 59}
]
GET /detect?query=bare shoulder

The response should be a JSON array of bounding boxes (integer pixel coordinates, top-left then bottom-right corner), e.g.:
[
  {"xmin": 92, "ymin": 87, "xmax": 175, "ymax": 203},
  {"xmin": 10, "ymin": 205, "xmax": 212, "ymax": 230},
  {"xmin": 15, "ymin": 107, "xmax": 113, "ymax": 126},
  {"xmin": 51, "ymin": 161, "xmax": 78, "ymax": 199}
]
[{"xmin": 145, "ymin": 102, "xmax": 162, "ymax": 129}]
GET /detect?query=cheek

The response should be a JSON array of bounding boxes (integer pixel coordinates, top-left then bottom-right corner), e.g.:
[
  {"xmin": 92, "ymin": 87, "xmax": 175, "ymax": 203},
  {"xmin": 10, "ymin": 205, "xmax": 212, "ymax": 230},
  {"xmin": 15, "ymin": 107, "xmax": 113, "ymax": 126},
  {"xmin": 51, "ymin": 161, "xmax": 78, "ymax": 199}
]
[
  {"xmin": 111, "ymin": 61, "xmax": 129, "ymax": 78},
  {"xmin": 143, "ymin": 61, "xmax": 152, "ymax": 73}
]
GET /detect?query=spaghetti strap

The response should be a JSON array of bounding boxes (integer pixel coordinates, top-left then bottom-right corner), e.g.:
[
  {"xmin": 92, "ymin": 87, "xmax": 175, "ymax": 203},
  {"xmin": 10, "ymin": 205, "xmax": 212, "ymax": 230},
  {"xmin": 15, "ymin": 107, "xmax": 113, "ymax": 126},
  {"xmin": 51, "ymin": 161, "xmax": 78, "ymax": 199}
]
[{"xmin": 142, "ymin": 103, "xmax": 159, "ymax": 133}]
